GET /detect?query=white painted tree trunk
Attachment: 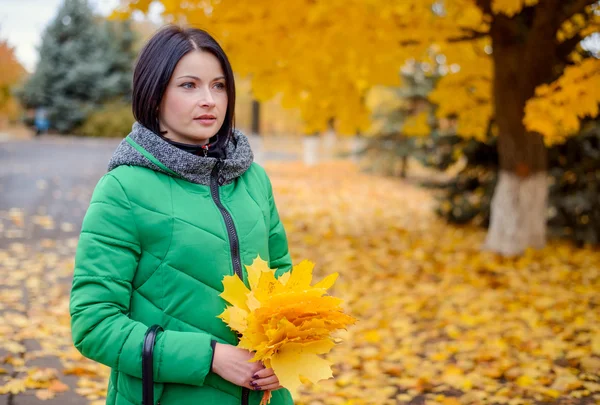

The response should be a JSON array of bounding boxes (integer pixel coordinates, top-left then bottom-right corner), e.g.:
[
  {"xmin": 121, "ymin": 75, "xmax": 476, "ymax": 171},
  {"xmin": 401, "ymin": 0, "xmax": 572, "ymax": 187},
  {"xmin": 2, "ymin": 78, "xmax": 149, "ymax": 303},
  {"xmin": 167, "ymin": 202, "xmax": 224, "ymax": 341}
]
[
  {"xmin": 484, "ymin": 170, "xmax": 548, "ymax": 256},
  {"xmin": 351, "ymin": 135, "xmax": 366, "ymax": 164},
  {"xmin": 248, "ymin": 133, "xmax": 264, "ymax": 165},
  {"xmin": 303, "ymin": 136, "xmax": 319, "ymax": 166},
  {"xmin": 322, "ymin": 128, "xmax": 337, "ymax": 160}
]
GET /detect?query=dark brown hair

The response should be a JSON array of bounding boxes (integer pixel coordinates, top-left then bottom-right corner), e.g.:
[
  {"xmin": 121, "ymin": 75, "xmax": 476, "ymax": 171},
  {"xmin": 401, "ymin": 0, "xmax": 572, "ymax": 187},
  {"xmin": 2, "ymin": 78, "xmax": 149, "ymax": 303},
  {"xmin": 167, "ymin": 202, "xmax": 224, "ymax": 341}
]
[{"xmin": 132, "ymin": 25, "xmax": 235, "ymax": 149}]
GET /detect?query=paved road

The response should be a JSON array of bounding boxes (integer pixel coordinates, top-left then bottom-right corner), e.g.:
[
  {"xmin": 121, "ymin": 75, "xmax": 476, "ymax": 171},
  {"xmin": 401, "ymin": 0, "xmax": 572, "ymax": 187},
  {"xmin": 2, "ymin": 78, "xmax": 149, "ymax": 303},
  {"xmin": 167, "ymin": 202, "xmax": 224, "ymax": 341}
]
[
  {"xmin": 0, "ymin": 134, "xmax": 296, "ymax": 405},
  {"xmin": 0, "ymin": 136, "xmax": 120, "ymax": 247},
  {"xmin": 0, "ymin": 136, "xmax": 120, "ymax": 405}
]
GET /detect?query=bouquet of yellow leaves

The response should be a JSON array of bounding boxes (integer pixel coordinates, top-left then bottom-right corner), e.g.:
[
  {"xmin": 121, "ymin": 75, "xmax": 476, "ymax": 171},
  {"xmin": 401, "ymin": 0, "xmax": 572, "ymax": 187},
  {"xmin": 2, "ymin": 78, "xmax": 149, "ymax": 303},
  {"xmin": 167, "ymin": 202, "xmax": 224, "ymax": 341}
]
[{"xmin": 218, "ymin": 256, "xmax": 356, "ymax": 404}]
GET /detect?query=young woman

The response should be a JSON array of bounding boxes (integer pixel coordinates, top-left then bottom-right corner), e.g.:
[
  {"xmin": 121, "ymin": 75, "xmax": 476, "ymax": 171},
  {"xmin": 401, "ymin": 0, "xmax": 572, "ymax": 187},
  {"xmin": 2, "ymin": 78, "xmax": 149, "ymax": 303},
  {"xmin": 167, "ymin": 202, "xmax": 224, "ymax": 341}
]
[{"xmin": 70, "ymin": 25, "xmax": 293, "ymax": 405}]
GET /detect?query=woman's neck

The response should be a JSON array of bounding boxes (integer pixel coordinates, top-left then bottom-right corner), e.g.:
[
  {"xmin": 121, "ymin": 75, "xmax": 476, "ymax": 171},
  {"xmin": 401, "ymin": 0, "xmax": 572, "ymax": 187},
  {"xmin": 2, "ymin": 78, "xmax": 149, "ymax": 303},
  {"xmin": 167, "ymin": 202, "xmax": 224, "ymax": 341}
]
[{"xmin": 162, "ymin": 135, "xmax": 224, "ymax": 158}]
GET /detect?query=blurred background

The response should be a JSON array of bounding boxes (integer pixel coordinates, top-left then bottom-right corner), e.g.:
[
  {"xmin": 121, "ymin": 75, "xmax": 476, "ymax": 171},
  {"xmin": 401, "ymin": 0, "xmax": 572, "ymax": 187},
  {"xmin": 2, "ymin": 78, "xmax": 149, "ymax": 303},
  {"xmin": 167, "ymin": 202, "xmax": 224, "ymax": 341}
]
[{"xmin": 0, "ymin": 0, "xmax": 599, "ymax": 404}]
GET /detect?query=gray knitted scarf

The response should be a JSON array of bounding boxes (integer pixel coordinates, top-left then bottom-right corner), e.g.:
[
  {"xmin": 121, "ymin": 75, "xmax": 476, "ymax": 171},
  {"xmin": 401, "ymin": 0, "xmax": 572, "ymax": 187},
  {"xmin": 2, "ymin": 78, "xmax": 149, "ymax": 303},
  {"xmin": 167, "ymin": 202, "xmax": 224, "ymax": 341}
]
[{"xmin": 108, "ymin": 122, "xmax": 254, "ymax": 185}]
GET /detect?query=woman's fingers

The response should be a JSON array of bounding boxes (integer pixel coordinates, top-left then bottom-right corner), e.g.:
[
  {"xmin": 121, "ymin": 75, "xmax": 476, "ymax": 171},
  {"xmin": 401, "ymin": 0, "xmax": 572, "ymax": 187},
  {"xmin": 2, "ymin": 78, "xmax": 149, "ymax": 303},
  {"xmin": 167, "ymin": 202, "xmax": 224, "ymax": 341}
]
[
  {"xmin": 246, "ymin": 366, "xmax": 282, "ymax": 391},
  {"xmin": 254, "ymin": 382, "xmax": 282, "ymax": 391},
  {"xmin": 252, "ymin": 367, "xmax": 275, "ymax": 379},
  {"xmin": 251, "ymin": 374, "xmax": 278, "ymax": 388}
]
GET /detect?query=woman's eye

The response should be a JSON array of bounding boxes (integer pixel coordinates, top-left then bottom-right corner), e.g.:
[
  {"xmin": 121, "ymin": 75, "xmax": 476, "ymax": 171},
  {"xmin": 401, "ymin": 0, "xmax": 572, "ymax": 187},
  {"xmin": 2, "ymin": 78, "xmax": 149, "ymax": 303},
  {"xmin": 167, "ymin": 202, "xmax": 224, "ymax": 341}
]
[
  {"xmin": 181, "ymin": 82, "xmax": 195, "ymax": 89},
  {"xmin": 214, "ymin": 82, "xmax": 226, "ymax": 90}
]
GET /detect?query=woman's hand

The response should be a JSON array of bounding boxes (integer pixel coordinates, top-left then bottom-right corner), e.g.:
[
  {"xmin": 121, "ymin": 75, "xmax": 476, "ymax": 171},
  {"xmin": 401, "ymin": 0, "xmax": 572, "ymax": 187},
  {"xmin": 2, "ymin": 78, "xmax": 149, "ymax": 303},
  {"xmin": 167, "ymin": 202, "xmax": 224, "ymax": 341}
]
[
  {"xmin": 249, "ymin": 367, "xmax": 283, "ymax": 391},
  {"xmin": 211, "ymin": 343, "xmax": 282, "ymax": 391}
]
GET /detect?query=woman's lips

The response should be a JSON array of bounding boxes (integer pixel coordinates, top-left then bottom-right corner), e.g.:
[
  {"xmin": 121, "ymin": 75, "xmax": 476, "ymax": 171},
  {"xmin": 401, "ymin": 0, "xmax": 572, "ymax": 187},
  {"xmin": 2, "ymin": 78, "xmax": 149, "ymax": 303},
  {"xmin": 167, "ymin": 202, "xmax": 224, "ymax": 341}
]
[{"xmin": 195, "ymin": 117, "xmax": 216, "ymax": 126}]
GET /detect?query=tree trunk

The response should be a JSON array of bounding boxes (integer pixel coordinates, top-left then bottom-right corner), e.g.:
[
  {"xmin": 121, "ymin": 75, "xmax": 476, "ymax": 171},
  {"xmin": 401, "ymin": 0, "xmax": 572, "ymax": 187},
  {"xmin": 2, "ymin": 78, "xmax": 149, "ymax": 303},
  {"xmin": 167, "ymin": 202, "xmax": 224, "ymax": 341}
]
[
  {"xmin": 250, "ymin": 99, "xmax": 264, "ymax": 164},
  {"xmin": 323, "ymin": 126, "xmax": 337, "ymax": 161},
  {"xmin": 400, "ymin": 155, "xmax": 408, "ymax": 178},
  {"xmin": 351, "ymin": 133, "xmax": 366, "ymax": 165},
  {"xmin": 251, "ymin": 99, "xmax": 260, "ymax": 135},
  {"xmin": 484, "ymin": 171, "xmax": 548, "ymax": 255},
  {"xmin": 303, "ymin": 134, "xmax": 320, "ymax": 166},
  {"xmin": 484, "ymin": 85, "xmax": 549, "ymax": 255},
  {"xmin": 484, "ymin": 8, "xmax": 559, "ymax": 255}
]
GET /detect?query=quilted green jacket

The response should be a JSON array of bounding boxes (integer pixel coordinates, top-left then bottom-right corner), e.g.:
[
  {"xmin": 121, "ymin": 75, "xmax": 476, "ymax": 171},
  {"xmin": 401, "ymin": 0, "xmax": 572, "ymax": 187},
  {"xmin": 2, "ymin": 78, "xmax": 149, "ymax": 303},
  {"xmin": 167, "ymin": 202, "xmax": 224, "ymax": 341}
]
[{"xmin": 70, "ymin": 123, "xmax": 294, "ymax": 405}]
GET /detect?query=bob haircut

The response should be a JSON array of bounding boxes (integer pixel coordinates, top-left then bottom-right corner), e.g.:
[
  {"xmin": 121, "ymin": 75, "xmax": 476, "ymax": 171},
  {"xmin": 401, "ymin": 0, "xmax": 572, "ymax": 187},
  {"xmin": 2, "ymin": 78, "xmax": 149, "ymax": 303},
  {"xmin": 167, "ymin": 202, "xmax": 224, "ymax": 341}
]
[{"xmin": 132, "ymin": 25, "xmax": 236, "ymax": 150}]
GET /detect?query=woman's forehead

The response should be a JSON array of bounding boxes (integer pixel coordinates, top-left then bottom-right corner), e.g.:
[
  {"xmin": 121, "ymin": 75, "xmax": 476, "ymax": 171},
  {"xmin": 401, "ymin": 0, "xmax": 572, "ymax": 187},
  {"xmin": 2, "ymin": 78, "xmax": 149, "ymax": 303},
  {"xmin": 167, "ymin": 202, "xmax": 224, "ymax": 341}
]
[{"xmin": 173, "ymin": 51, "xmax": 224, "ymax": 78}]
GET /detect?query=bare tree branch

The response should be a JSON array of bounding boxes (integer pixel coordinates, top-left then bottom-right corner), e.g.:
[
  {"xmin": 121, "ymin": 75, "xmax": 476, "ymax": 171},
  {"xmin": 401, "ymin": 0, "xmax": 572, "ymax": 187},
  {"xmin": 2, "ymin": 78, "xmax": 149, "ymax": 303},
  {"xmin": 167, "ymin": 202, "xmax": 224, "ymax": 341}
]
[
  {"xmin": 398, "ymin": 39, "xmax": 420, "ymax": 47},
  {"xmin": 447, "ymin": 29, "xmax": 490, "ymax": 43},
  {"xmin": 559, "ymin": 0, "xmax": 596, "ymax": 24},
  {"xmin": 557, "ymin": 34, "xmax": 584, "ymax": 60},
  {"xmin": 474, "ymin": 0, "xmax": 493, "ymax": 15}
]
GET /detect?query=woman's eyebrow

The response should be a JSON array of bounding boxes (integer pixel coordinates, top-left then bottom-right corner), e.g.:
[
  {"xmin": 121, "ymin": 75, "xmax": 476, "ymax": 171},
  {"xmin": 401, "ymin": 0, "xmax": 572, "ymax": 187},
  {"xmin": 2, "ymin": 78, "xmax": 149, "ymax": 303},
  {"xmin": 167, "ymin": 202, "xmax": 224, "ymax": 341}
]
[
  {"xmin": 177, "ymin": 75, "xmax": 201, "ymax": 80},
  {"xmin": 176, "ymin": 75, "xmax": 226, "ymax": 81}
]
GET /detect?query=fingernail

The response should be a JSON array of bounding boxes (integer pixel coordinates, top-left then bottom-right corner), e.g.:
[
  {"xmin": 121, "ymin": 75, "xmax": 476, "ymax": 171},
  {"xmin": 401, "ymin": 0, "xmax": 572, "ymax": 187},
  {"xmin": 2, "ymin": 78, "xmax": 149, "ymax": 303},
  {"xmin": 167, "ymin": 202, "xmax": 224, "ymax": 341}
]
[
  {"xmin": 250, "ymin": 381, "xmax": 256, "ymax": 386},
  {"xmin": 252, "ymin": 374, "xmax": 258, "ymax": 379},
  {"xmin": 254, "ymin": 386, "xmax": 261, "ymax": 391}
]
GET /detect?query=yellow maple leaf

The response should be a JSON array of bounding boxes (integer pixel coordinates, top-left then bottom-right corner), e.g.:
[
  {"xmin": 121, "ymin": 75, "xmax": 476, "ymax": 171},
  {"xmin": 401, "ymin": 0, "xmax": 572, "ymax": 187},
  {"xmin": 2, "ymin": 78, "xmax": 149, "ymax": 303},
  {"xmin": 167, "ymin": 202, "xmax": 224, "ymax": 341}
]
[
  {"xmin": 246, "ymin": 291, "xmax": 262, "ymax": 311},
  {"xmin": 245, "ymin": 255, "xmax": 271, "ymax": 290},
  {"xmin": 284, "ymin": 260, "xmax": 316, "ymax": 290},
  {"xmin": 516, "ymin": 374, "xmax": 535, "ymax": 387},
  {"xmin": 220, "ymin": 274, "xmax": 250, "ymax": 311},
  {"xmin": 278, "ymin": 271, "xmax": 291, "ymax": 286},
  {"xmin": 48, "ymin": 379, "xmax": 69, "ymax": 393},
  {"xmin": 0, "ymin": 378, "xmax": 26, "ymax": 395},
  {"xmin": 270, "ymin": 339, "xmax": 336, "ymax": 396},
  {"xmin": 313, "ymin": 272, "xmax": 339, "ymax": 290},
  {"xmin": 35, "ymin": 389, "xmax": 56, "ymax": 400},
  {"xmin": 218, "ymin": 306, "xmax": 249, "ymax": 333},
  {"xmin": 592, "ymin": 334, "xmax": 600, "ymax": 356}
]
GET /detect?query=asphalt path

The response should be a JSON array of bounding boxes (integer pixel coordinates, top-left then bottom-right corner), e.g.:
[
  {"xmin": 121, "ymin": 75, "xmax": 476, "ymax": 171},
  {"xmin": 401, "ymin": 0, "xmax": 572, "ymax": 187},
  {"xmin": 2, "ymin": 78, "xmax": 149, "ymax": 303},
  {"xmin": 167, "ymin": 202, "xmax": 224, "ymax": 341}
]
[{"xmin": 0, "ymin": 136, "xmax": 119, "ymax": 405}]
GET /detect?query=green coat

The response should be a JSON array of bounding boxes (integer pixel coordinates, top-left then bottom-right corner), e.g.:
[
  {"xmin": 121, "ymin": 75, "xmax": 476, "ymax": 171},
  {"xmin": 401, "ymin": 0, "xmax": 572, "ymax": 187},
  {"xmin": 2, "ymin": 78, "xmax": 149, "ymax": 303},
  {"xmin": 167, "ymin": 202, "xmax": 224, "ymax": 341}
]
[{"xmin": 70, "ymin": 123, "xmax": 294, "ymax": 405}]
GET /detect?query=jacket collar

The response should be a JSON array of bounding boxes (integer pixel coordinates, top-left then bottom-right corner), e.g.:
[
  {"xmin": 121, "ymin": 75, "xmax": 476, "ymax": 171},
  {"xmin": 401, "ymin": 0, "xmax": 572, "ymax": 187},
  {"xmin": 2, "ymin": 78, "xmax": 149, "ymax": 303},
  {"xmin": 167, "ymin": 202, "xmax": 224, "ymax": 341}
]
[{"xmin": 107, "ymin": 122, "xmax": 254, "ymax": 186}]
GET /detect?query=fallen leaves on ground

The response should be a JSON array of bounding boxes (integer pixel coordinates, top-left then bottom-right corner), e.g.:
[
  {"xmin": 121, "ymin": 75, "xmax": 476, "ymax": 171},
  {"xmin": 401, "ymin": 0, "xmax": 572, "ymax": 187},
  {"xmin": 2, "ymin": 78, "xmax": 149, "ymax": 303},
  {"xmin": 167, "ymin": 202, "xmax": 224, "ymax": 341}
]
[
  {"xmin": 0, "ymin": 160, "xmax": 598, "ymax": 405},
  {"xmin": 266, "ymin": 161, "xmax": 599, "ymax": 405},
  {"xmin": 0, "ymin": 238, "xmax": 110, "ymax": 401}
]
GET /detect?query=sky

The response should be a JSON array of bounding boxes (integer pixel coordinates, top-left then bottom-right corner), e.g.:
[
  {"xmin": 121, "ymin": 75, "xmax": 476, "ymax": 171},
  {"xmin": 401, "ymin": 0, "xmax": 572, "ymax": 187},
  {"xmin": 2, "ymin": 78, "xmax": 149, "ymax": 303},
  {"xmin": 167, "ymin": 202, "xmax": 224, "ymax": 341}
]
[{"xmin": 0, "ymin": 0, "xmax": 163, "ymax": 72}]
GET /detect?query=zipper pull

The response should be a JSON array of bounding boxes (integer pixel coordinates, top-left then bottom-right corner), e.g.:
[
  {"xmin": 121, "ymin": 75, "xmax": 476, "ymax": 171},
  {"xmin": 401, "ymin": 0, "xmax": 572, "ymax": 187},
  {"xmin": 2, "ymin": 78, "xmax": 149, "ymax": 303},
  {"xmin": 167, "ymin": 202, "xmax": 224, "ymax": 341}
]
[
  {"xmin": 212, "ymin": 159, "xmax": 226, "ymax": 186},
  {"xmin": 217, "ymin": 160, "xmax": 227, "ymax": 186},
  {"xmin": 214, "ymin": 159, "xmax": 222, "ymax": 173}
]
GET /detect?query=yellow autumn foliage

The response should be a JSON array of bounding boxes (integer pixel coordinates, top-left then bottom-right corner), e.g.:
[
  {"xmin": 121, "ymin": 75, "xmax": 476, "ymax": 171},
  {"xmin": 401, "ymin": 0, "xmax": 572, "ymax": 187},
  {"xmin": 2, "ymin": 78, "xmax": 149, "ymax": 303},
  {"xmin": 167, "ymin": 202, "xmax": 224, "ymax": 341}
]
[
  {"xmin": 491, "ymin": 0, "xmax": 540, "ymax": 17},
  {"xmin": 115, "ymin": 0, "xmax": 600, "ymax": 145},
  {"xmin": 218, "ymin": 256, "xmax": 356, "ymax": 399},
  {"xmin": 403, "ymin": 112, "xmax": 431, "ymax": 137},
  {"xmin": 524, "ymin": 58, "xmax": 600, "ymax": 146},
  {"xmin": 0, "ymin": 39, "xmax": 25, "ymax": 120}
]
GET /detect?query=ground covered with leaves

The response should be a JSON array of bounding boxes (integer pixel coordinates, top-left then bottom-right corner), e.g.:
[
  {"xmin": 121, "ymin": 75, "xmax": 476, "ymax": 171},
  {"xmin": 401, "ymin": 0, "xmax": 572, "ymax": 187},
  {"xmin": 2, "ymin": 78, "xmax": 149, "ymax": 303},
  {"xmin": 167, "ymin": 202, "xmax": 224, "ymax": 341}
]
[{"xmin": 0, "ymin": 161, "xmax": 598, "ymax": 404}]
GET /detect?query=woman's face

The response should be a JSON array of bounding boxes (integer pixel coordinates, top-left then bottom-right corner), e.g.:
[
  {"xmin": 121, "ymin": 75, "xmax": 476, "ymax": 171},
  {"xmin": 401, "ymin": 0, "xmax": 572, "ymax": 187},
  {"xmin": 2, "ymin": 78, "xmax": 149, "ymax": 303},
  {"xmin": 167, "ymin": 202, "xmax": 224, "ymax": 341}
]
[{"xmin": 159, "ymin": 50, "xmax": 228, "ymax": 145}]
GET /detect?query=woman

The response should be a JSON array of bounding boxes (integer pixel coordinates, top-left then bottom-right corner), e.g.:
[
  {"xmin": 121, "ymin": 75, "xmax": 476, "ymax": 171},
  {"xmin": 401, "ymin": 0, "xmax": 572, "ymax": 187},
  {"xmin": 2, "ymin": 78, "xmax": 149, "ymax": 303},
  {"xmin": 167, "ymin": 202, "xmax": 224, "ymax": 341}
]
[{"xmin": 70, "ymin": 25, "xmax": 293, "ymax": 405}]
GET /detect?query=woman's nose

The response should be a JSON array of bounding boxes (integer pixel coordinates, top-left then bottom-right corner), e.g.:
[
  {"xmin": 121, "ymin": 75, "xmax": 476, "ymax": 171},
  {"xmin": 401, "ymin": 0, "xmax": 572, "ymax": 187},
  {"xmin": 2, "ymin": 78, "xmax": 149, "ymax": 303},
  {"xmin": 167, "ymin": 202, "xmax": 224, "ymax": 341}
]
[{"xmin": 199, "ymin": 87, "xmax": 216, "ymax": 108}]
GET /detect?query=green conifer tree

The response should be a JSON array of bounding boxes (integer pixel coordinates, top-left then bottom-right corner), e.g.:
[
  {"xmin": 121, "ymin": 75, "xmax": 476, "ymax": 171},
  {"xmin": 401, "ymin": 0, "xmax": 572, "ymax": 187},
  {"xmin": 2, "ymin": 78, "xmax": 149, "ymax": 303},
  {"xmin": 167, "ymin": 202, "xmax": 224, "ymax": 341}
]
[{"xmin": 18, "ymin": 0, "xmax": 135, "ymax": 133}]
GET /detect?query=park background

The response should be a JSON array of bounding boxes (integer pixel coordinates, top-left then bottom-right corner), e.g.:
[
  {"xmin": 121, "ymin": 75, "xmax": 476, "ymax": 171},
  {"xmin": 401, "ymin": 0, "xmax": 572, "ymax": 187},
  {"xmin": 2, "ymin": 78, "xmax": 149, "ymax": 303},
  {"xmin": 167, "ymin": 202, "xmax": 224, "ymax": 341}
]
[{"xmin": 0, "ymin": 0, "xmax": 599, "ymax": 404}]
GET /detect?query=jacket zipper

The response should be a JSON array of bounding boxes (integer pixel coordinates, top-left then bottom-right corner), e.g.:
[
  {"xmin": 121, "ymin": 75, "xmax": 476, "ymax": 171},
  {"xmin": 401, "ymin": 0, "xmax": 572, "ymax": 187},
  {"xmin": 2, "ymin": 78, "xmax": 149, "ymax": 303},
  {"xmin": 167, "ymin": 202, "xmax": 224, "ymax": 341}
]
[{"xmin": 210, "ymin": 160, "xmax": 249, "ymax": 405}]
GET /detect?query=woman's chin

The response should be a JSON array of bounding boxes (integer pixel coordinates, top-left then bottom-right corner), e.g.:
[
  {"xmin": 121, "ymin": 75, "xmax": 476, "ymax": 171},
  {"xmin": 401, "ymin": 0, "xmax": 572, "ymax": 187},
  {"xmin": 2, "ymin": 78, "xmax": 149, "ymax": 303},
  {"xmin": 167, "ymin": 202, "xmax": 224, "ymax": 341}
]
[
  {"xmin": 183, "ymin": 130, "xmax": 218, "ymax": 144},
  {"xmin": 191, "ymin": 123, "xmax": 220, "ymax": 139},
  {"xmin": 190, "ymin": 135, "xmax": 214, "ymax": 145}
]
